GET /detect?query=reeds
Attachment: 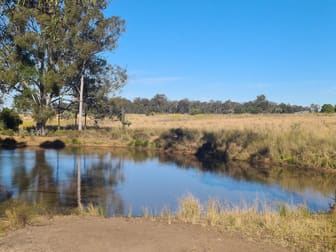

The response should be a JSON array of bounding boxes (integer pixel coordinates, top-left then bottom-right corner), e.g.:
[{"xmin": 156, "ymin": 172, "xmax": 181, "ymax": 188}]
[
  {"xmin": 171, "ymin": 195, "xmax": 336, "ymax": 252},
  {"xmin": 138, "ymin": 195, "xmax": 335, "ymax": 251},
  {"xmin": 178, "ymin": 194, "xmax": 201, "ymax": 224}
]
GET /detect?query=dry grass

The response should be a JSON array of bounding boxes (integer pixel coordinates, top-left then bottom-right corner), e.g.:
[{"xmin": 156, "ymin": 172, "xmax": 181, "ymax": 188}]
[
  {"xmin": 76, "ymin": 203, "xmax": 106, "ymax": 217},
  {"xmin": 178, "ymin": 194, "xmax": 202, "ymax": 224},
  {"xmin": 0, "ymin": 201, "xmax": 106, "ymax": 236},
  {"xmin": 0, "ymin": 201, "xmax": 38, "ymax": 233},
  {"xmin": 22, "ymin": 113, "xmax": 336, "ymax": 132},
  {"xmin": 169, "ymin": 195, "xmax": 336, "ymax": 252},
  {"xmin": 108, "ymin": 113, "xmax": 336, "ymax": 133}
]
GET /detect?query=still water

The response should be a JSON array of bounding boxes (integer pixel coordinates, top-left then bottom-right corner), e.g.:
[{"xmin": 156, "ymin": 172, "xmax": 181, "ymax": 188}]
[{"xmin": 0, "ymin": 148, "xmax": 334, "ymax": 216}]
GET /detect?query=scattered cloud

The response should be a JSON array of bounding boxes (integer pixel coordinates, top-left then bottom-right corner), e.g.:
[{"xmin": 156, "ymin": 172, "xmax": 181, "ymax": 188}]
[{"xmin": 126, "ymin": 70, "xmax": 184, "ymax": 86}]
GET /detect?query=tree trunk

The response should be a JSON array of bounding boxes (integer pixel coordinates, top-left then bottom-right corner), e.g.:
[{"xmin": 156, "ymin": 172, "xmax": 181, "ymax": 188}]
[
  {"xmin": 74, "ymin": 112, "xmax": 78, "ymax": 128},
  {"xmin": 36, "ymin": 121, "xmax": 47, "ymax": 136},
  {"xmin": 77, "ymin": 155, "xmax": 82, "ymax": 210},
  {"xmin": 84, "ymin": 113, "xmax": 87, "ymax": 129},
  {"xmin": 57, "ymin": 110, "xmax": 61, "ymax": 130},
  {"xmin": 57, "ymin": 100, "xmax": 61, "ymax": 130}
]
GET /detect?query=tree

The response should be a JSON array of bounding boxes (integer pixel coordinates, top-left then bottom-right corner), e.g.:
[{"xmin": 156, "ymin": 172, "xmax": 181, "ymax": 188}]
[
  {"xmin": 0, "ymin": 0, "xmax": 68, "ymax": 134},
  {"xmin": 321, "ymin": 104, "xmax": 335, "ymax": 113},
  {"xmin": 0, "ymin": 0, "xmax": 126, "ymax": 134},
  {"xmin": 310, "ymin": 104, "xmax": 320, "ymax": 113},
  {"xmin": 78, "ymin": 57, "xmax": 126, "ymax": 127},
  {"xmin": 177, "ymin": 99, "xmax": 190, "ymax": 114},
  {"xmin": 150, "ymin": 94, "xmax": 168, "ymax": 113},
  {"xmin": 59, "ymin": 0, "xmax": 126, "ymax": 131}
]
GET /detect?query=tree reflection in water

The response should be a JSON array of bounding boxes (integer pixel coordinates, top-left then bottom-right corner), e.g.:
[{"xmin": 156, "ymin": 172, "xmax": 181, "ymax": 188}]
[
  {"xmin": 0, "ymin": 149, "xmax": 125, "ymax": 215},
  {"xmin": 0, "ymin": 148, "xmax": 335, "ymax": 214},
  {"xmin": 9, "ymin": 150, "xmax": 60, "ymax": 209},
  {"xmin": 158, "ymin": 153, "xmax": 336, "ymax": 196},
  {"xmin": 61, "ymin": 149, "xmax": 125, "ymax": 215}
]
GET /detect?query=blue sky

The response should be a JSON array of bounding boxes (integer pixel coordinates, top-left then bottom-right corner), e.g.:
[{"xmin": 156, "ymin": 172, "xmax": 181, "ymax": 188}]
[{"xmin": 105, "ymin": 0, "xmax": 336, "ymax": 105}]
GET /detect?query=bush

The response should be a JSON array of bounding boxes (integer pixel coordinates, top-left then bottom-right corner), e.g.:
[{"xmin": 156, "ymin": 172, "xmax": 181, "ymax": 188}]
[
  {"xmin": 0, "ymin": 108, "xmax": 23, "ymax": 131},
  {"xmin": 321, "ymin": 104, "xmax": 335, "ymax": 113}
]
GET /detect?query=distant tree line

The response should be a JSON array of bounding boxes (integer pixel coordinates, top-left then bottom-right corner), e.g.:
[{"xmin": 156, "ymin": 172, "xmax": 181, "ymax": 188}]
[{"xmin": 107, "ymin": 94, "xmax": 313, "ymax": 115}]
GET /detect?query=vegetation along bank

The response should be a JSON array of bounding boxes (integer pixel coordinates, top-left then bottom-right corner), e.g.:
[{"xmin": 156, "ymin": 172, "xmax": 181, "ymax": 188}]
[{"xmin": 1, "ymin": 113, "xmax": 336, "ymax": 174}]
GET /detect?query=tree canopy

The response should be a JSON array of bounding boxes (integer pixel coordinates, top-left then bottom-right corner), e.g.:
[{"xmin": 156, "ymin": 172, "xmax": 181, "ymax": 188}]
[
  {"xmin": 0, "ymin": 0, "xmax": 126, "ymax": 134},
  {"xmin": 321, "ymin": 104, "xmax": 335, "ymax": 113},
  {"xmin": 110, "ymin": 94, "xmax": 310, "ymax": 115}
]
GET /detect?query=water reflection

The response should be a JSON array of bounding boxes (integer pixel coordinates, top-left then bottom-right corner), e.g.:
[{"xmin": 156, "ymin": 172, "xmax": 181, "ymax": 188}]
[
  {"xmin": 160, "ymin": 152, "xmax": 336, "ymax": 197},
  {"xmin": 0, "ymin": 148, "xmax": 335, "ymax": 216}
]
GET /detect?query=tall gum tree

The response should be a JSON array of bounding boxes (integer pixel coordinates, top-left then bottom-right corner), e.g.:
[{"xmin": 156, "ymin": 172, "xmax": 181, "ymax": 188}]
[{"xmin": 0, "ymin": 0, "xmax": 126, "ymax": 135}]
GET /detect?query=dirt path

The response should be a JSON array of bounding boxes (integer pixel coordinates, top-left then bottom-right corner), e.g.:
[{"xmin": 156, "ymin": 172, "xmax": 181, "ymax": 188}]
[{"xmin": 0, "ymin": 216, "xmax": 290, "ymax": 252}]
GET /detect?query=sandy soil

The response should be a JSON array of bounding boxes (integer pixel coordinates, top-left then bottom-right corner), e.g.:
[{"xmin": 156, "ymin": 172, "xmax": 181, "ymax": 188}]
[{"xmin": 0, "ymin": 216, "xmax": 290, "ymax": 252}]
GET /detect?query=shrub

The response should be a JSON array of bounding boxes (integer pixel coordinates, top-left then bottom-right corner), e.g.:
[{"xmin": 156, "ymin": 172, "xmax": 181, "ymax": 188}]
[
  {"xmin": 0, "ymin": 108, "xmax": 22, "ymax": 131},
  {"xmin": 4, "ymin": 202, "xmax": 34, "ymax": 228},
  {"xmin": 321, "ymin": 104, "xmax": 335, "ymax": 113}
]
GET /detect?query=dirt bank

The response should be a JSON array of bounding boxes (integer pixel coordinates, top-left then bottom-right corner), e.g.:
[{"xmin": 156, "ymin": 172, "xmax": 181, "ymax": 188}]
[{"xmin": 0, "ymin": 216, "xmax": 289, "ymax": 252}]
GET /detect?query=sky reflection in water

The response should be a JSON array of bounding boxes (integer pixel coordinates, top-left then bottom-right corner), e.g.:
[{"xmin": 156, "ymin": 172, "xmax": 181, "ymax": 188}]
[{"xmin": 0, "ymin": 148, "xmax": 334, "ymax": 216}]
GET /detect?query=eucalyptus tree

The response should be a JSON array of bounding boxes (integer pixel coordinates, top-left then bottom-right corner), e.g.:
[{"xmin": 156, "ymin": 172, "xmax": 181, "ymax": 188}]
[
  {"xmin": 0, "ymin": 0, "xmax": 67, "ymax": 134},
  {"xmin": 60, "ymin": 0, "xmax": 126, "ymax": 130},
  {"xmin": 81, "ymin": 57, "xmax": 126, "ymax": 126},
  {"xmin": 0, "ymin": 0, "xmax": 126, "ymax": 134}
]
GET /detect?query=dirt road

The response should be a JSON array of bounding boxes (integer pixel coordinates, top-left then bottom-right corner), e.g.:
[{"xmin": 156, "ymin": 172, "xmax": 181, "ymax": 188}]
[{"xmin": 0, "ymin": 216, "xmax": 289, "ymax": 252}]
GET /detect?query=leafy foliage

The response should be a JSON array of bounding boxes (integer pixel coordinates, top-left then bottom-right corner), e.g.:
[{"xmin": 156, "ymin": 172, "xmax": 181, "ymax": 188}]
[
  {"xmin": 0, "ymin": 0, "xmax": 126, "ymax": 134},
  {"xmin": 0, "ymin": 108, "xmax": 22, "ymax": 131},
  {"xmin": 321, "ymin": 104, "xmax": 335, "ymax": 113}
]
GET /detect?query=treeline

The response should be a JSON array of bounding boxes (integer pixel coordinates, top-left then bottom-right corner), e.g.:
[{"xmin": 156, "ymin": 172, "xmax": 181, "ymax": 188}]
[{"xmin": 109, "ymin": 94, "xmax": 311, "ymax": 115}]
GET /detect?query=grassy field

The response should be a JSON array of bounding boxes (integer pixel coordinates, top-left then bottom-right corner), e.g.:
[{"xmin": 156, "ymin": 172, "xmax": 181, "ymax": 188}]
[
  {"xmin": 103, "ymin": 113, "xmax": 336, "ymax": 132},
  {"xmin": 22, "ymin": 113, "xmax": 336, "ymax": 131}
]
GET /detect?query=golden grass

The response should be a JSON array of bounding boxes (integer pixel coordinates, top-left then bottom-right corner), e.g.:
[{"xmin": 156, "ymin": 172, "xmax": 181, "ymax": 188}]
[
  {"xmin": 109, "ymin": 113, "xmax": 336, "ymax": 133},
  {"xmin": 178, "ymin": 194, "xmax": 201, "ymax": 224},
  {"xmin": 22, "ymin": 113, "xmax": 336, "ymax": 132},
  {"xmin": 75, "ymin": 203, "xmax": 106, "ymax": 217},
  {"xmin": 0, "ymin": 201, "xmax": 105, "ymax": 236},
  {"xmin": 0, "ymin": 201, "xmax": 38, "ymax": 233},
  {"xmin": 163, "ymin": 195, "xmax": 336, "ymax": 252}
]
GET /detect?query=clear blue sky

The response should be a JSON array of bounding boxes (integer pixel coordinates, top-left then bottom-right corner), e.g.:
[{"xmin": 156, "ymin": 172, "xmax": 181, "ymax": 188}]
[{"xmin": 105, "ymin": 0, "xmax": 336, "ymax": 105}]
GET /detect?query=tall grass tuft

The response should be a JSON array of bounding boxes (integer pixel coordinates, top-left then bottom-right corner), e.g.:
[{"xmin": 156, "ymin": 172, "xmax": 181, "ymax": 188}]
[
  {"xmin": 75, "ymin": 203, "xmax": 106, "ymax": 217},
  {"xmin": 4, "ymin": 202, "xmax": 35, "ymax": 229},
  {"xmin": 142, "ymin": 207, "xmax": 151, "ymax": 218},
  {"xmin": 160, "ymin": 207, "xmax": 174, "ymax": 224},
  {"xmin": 206, "ymin": 199, "xmax": 221, "ymax": 226},
  {"xmin": 173, "ymin": 195, "xmax": 336, "ymax": 252},
  {"xmin": 178, "ymin": 194, "xmax": 201, "ymax": 224}
]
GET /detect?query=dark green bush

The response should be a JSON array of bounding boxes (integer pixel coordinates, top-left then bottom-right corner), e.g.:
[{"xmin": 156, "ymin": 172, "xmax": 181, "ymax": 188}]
[
  {"xmin": 321, "ymin": 104, "xmax": 335, "ymax": 113},
  {"xmin": 0, "ymin": 108, "xmax": 22, "ymax": 131}
]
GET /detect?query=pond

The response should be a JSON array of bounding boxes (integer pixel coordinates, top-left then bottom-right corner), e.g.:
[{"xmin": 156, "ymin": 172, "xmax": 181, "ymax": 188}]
[{"xmin": 0, "ymin": 148, "xmax": 335, "ymax": 216}]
